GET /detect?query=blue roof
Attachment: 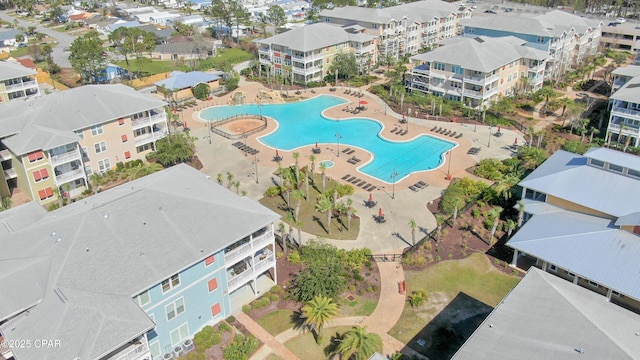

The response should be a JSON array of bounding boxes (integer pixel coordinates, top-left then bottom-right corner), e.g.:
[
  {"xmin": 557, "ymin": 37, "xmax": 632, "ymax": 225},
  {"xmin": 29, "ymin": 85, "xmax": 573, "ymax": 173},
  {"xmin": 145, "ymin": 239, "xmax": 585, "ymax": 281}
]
[
  {"xmin": 108, "ymin": 21, "xmax": 141, "ymax": 31},
  {"xmin": 154, "ymin": 71, "xmax": 220, "ymax": 90},
  {"xmin": 508, "ymin": 208, "xmax": 640, "ymax": 301},
  {"xmin": 519, "ymin": 150, "xmax": 640, "ymax": 217},
  {"xmin": 0, "ymin": 29, "xmax": 21, "ymax": 42}
]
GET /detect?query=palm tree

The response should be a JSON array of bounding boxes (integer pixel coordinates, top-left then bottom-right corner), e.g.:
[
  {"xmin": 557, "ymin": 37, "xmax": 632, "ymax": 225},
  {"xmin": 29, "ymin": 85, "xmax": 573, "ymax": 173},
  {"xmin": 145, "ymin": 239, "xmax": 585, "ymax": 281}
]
[
  {"xmin": 346, "ymin": 198, "xmax": 356, "ymax": 231},
  {"xmin": 226, "ymin": 171, "xmax": 234, "ymax": 189},
  {"xmin": 233, "ymin": 180, "xmax": 240, "ymax": 194},
  {"xmin": 309, "ymin": 154, "xmax": 316, "ymax": 175},
  {"xmin": 319, "ymin": 162, "xmax": 327, "ymax": 192},
  {"xmin": 295, "ymin": 218, "xmax": 303, "ymax": 248},
  {"xmin": 435, "ymin": 214, "xmax": 446, "ymax": 243},
  {"xmin": 291, "ymin": 189, "xmax": 304, "ymax": 221},
  {"xmin": 216, "ymin": 173, "xmax": 224, "ymax": 185},
  {"xmin": 537, "ymin": 85, "xmax": 556, "ymax": 112},
  {"xmin": 292, "ymin": 151, "xmax": 300, "ymax": 182},
  {"xmin": 336, "ymin": 326, "xmax": 382, "ymax": 360},
  {"xmin": 277, "ymin": 222, "xmax": 287, "ymax": 253},
  {"xmin": 283, "ymin": 212, "xmax": 295, "ymax": 247},
  {"xmin": 557, "ymin": 97, "xmax": 574, "ymax": 126},
  {"xmin": 409, "ymin": 219, "xmax": 417, "ymax": 246},
  {"xmin": 304, "ymin": 172, "xmax": 310, "ymax": 200},
  {"xmin": 504, "ymin": 218, "xmax": 517, "ymax": 239},
  {"xmin": 316, "ymin": 195, "xmax": 333, "ymax": 235},
  {"xmin": 301, "ymin": 295, "xmax": 338, "ymax": 344}
]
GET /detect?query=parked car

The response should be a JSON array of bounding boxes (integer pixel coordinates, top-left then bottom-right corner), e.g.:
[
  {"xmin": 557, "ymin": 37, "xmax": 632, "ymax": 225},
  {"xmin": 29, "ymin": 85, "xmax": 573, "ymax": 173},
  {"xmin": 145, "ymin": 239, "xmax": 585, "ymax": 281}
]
[
  {"xmin": 17, "ymin": 43, "xmax": 27, "ymax": 48},
  {"xmin": 484, "ymin": 9, "xmax": 497, "ymax": 14}
]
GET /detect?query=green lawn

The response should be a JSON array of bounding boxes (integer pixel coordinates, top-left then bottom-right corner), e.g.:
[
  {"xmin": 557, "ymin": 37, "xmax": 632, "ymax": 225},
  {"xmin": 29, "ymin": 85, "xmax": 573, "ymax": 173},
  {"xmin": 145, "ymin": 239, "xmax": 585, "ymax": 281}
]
[
  {"xmin": 259, "ymin": 173, "xmax": 360, "ymax": 240},
  {"xmin": 115, "ymin": 59, "xmax": 189, "ymax": 76},
  {"xmin": 389, "ymin": 253, "xmax": 520, "ymax": 354},
  {"xmin": 285, "ymin": 325, "xmax": 354, "ymax": 360},
  {"xmin": 338, "ymin": 295, "xmax": 377, "ymax": 317},
  {"xmin": 256, "ymin": 309, "xmax": 297, "ymax": 336}
]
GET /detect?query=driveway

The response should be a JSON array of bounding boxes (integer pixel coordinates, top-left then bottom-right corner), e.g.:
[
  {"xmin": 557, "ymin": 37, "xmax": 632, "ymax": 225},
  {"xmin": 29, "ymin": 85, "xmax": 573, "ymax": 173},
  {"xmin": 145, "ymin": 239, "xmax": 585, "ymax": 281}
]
[{"xmin": 0, "ymin": 10, "xmax": 74, "ymax": 67}]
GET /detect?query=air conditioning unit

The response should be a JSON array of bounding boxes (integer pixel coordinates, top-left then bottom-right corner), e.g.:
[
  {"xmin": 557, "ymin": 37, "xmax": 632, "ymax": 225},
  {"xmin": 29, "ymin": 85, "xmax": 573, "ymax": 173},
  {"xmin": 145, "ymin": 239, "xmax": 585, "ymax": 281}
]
[
  {"xmin": 162, "ymin": 353, "xmax": 175, "ymax": 360},
  {"xmin": 183, "ymin": 338, "xmax": 195, "ymax": 352},
  {"xmin": 173, "ymin": 344, "xmax": 184, "ymax": 357}
]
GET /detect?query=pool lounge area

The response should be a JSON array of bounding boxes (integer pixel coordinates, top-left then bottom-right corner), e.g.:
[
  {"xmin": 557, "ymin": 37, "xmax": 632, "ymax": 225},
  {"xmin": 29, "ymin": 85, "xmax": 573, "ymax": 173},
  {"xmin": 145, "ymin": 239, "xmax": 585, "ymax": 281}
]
[{"xmin": 200, "ymin": 95, "xmax": 456, "ymax": 184}]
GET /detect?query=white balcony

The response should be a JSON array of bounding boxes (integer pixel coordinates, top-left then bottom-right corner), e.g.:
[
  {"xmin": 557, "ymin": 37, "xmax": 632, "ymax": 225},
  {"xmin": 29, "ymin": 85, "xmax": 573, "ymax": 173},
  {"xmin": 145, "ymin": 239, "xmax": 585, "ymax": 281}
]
[
  {"xmin": 462, "ymin": 88, "xmax": 483, "ymax": 99},
  {"xmin": 608, "ymin": 122, "xmax": 640, "ymax": 137},
  {"xmin": 134, "ymin": 128, "xmax": 168, "ymax": 146},
  {"xmin": 55, "ymin": 168, "xmax": 85, "ymax": 185},
  {"xmin": 258, "ymin": 48, "xmax": 270, "ymax": 55},
  {"xmin": 0, "ymin": 149, "xmax": 11, "ymax": 161},
  {"xmin": 50, "ymin": 149, "xmax": 81, "ymax": 166},
  {"xmin": 225, "ymin": 230, "xmax": 274, "ymax": 265},
  {"xmin": 109, "ymin": 337, "xmax": 150, "ymax": 360},
  {"xmin": 132, "ymin": 113, "xmax": 166, "ymax": 129},
  {"xmin": 3, "ymin": 168, "xmax": 17, "ymax": 180},
  {"xmin": 227, "ymin": 253, "xmax": 275, "ymax": 292},
  {"xmin": 5, "ymin": 79, "xmax": 36, "ymax": 91},
  {"xmin": 611, "ymin": 107, "xmax": 640, "ymax": 120}
]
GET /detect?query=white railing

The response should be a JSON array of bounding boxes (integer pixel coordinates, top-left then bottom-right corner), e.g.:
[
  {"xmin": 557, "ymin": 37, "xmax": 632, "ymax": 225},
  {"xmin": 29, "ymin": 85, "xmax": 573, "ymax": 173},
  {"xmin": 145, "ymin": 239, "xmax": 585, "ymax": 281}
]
[
  {"xmin": 5, "ymin": 79, "xmax": 36, "ymax": 91},
  {"xmin": 0, "ymin": 149, "xmax": 11, "ymax": 161},
  {"xmin": 50, "ymin": 150, "xmax": 81, "ymax": 166},
  {"xmin": 254, "ymin": 254, "xmax": 275, "ymax": 274},
  {"xmin": 253, "ymin": 230, "xmax": 274, "ymax": 249},
  {"xmin": 225, "ymin": 242, "xmax": 251, "ymax": 264},
  {"xmin": 612, "ymin": 107, "xmax": 640, "ymax": 119},
  {"xmin": 608, "ymin": 123, "xmax": 640, "ymax": 133},
  {"xmin": 461, "ymin": 88, "xmax": 482, "ymax": 98},
  {"xmin": 114, "ymin": 341, "xmax": 149, "ymax": 360},
  {"xmin": 227, "ymin": 267, "xmax": 254, "ymax": 289},
  {"xmin": 134, "ymin": 129, "xmax": 168, "ymax": 146},
  {"xmin": 132, "ymin": 113, "xmax": 166, "ymax": 128},
  {"xmin": 55, "ymin": 168, "xmax": 84, "ymax": 185}
]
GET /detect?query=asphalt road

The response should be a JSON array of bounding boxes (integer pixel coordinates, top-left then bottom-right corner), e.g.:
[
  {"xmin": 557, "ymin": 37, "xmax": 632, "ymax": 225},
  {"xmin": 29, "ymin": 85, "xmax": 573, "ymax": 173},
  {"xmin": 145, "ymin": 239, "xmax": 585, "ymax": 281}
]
[{"xmin": 0, "ymin": 10, "xmax": 74, "ymax": 67}]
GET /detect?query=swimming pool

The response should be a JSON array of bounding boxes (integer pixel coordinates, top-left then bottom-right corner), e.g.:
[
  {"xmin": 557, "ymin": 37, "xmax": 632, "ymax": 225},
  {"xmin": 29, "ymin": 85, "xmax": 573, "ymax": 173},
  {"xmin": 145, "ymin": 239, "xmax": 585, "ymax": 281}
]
[{"xmin": 200, "ymin": 95, "xmax": 456, "ymax": 183}]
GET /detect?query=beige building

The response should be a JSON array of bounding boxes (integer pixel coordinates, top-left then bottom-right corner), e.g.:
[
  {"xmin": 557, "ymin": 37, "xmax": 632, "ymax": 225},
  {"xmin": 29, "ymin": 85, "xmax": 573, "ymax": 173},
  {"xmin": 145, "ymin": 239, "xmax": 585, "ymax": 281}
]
[
  {"xmin": 407, "ymin": 36, "xmax": 547, "ymax": 109},
  {"xmin": 320, "ymin": 0, "xmax": 472, "ymax": 59},
  {"xmin": 155, "ymin": 71, "xmax": 221, "ymax": 105},
  {"xmin": 0, "ymin": 84, "xmax": 167, "ymax": 206},
  {"xmin": 0, "ymin": 60, "xmax": 40, "ymax": 104}
]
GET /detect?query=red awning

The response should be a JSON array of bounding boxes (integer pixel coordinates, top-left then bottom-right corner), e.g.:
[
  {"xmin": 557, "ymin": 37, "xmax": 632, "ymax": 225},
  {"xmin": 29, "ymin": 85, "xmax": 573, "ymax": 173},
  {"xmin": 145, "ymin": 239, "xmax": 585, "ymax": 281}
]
[
  {"xmin": 33, "ymin": 170, "xmax": 42, "ymax": 181},
  {"xmin": 118, "ymin": 118, "xmax": 125, "ymax": 125},
  {"xmin": 38, "ymin": 189, "xmax": 46, "ymax": 200},
  {"xmin": 121, "ymin": 134, "xmax": 128, "ymax": 142},
  {"xmin": 45, "ymin": 187, "xmax": 54, "ymax": 197},
  {"xmin": 41, "ymin": 168, "xmax": 49, "ymax": 178},
  {"xmin": 124, "ymin": 151, "xmax": 131, "ymax": 159},
  {"xmin": 28, "ymin": 153, "xmax": 37, "ymax": 162}
]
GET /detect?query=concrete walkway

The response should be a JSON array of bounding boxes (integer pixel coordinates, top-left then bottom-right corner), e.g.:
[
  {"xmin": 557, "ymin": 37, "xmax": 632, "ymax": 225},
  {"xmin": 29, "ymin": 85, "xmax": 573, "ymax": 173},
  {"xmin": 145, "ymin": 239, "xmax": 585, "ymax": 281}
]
[{"xmin": 236, "ymin": 312, "xmax": 300, "ymax": 360}]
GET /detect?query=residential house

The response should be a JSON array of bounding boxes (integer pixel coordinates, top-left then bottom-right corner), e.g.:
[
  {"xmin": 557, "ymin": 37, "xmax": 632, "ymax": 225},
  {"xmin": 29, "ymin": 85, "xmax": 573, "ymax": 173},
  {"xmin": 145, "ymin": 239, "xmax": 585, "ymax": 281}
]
[
  {"xmin": 0, "ymin": 29, "xmax": 22, "ymax": 48},
  {"xmin": 138, "ymin": 24, "xmax": 174, "ymax": 43},
  {"xmin": 133, "ymin": 11, "xmax": 162, "ymax": 23},
  {"xmin": 149, "ymin": 12, "xmax": 181, "ymax": 26},
  {"xmin": 0, "ymin": 60, "xmax": 40, "ymax": 104},
  {"xmin": 152, "ymin": 38, "xmax": 214, "ymax": 60},
  {"xmin": 508, "ymin": 148, "xmax": 640, "ymax": 314},
  {"xmin": 87, "ymin": 17, "xmax": 120, "ymax": 34},
  {"xmin": 607, "ymin": 65, "xmax": 640, "ymax": 147},
  {"xmin": 452, "ymin": 268, "xmax": 640, "ymax": 359},
  {"xmin": 320, "ymin": 0, "xmax": 472, "ymax": 58},
  {"xmin": 254, "ymin": 22, "xmax": 377, "ymax": 85},
  {"xmin": 0, "ymin": 163, "xmax": 280, "ymax": 360},
  {"xmin": 155, "ymin": 71, "xmax": 221, "ymax": 105},
  {"xmin": 407, "ymin": 36, "xmax": 547, "ymax": 108},
  {"xmin": 166, "ymin": 14, "xmax": 205, "ymax": 27},
  {"xmin": 462, "ymin": 10, "xmax": 602, "ymax": 80},
  {"xmin": 0, "ymin": 84, "xmax": 168, "ymax": 205},
  {"xmin": 104, "ymin": 20, "xmax": 142, "ymax": 34}
]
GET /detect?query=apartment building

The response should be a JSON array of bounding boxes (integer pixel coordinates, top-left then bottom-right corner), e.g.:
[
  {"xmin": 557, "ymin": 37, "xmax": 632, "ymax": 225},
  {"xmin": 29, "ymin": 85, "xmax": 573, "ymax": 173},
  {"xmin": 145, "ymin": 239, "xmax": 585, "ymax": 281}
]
[
  {"xmin": 601, "ymin": 21, "xmax": 640, "ymax": 50},
  {"xmin": 407, "ymin": 36, "xmax": 547, "ymax": 108},
  {"xmin": 462, "ymin": 10, "xmax": 602, "ymax": 80},
  {"xmin": 0, "ymin": 164, "xmax": 280, "ymax": 360},
  {"xmin": 606, "ymin": 65, "xmax": 640, "ymax": 147},
  {"xmin": 320, "ymin": 0, "xmax": 472, "ymax": 58},
  {"xmin": 0, "ymin": 84, "xmax": 168, "ymax": 206},
  {"xmin": 255, "ymin": 23, "xmax": 377, "ymax": 84},
  {"xmin": 0, "ymin": 60, "xmax": 40, "ymax": 104},
  {"xmin": 509, "ymin": 148, "xmax": 640, "ymax": 314}
]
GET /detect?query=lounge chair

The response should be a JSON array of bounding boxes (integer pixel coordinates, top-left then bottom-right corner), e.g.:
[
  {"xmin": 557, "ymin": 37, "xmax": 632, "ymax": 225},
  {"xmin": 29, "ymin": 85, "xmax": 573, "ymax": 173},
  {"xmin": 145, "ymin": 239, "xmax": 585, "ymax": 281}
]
[
  {"xmin": 409, "ymin": 185, "xmax": 419, "ymax": 192},
  {"xmin": 431, "ymin": 126, "xmax": 438, "ymax": 131},
  {"xmin": 449, "ymin": 132, "xmax": 457, "ymax": 137},
  {"xmin": 347, "ymin": 149, "xmax": 355, "ymax": 155},
  {"xmin": 455, "ymin": 133, "xmax": 463, "ymax": 139},
  {"xmin": 368, "ymin": 186, "xmax": 376, "ymax": 192},
  {"xmin": 342, "ymin": 147, "xmax": 351, "ymax": 154},
  {"xmin": 357, "ymin": 181, "xmax": 365, "ymax": 187},
  {"xmin": 342, "ymin": 174, "xmax": 351, "ymax": 180},
  {"xmin": 417, "ymin": 181, "xmax": 427, "ymax": 187},
  {"xmin": 363, "ymin": 184, "xmax": 371, "ymax": 191},
  {"xmin": 391, "ymin": 128, "xmax": 398, "ymax": 134},
  {"xmin": 400, "ymin": 130, "xmax": 408, "ymax": 136},
  {"xmin": 347, "ymin": 176, "xmax": 356, "ymax": 182}
]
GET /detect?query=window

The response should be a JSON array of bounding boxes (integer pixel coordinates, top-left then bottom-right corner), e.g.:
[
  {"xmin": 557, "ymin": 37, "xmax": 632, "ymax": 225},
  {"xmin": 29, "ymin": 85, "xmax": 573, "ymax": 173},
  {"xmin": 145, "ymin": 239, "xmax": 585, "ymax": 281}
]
[
  {"xmin": 608, "ymin": 163, "xmax": 623, "ymax": 173},
  {"xmin": 121, "ymin": 135, "xmax": 128, "ymax": 143},
  {"xmin": 27, "ymin": 151, "xmax": 44, "ymax": 163},
  {"xmin": 628, "ymin": 168, "xmax": 640, "ymax": 178},
  {"xmin": 372, "ymin": 24, "xmax": 378, "ymax": 29},
  {"xmin": 548, "ymin": 264, "xmax": 557, "ymax": 272},
  {"xmin": 588, "ymin": 280, "xmax": 599, "ymax": 287},
  {"xmin": 124, "ymin": 151, "xmax": 131, "ymax": 159},
  {"xmin": 118, "ymin": 118, "xmax": 125, "ymax": 126},
  {"xmin": 90, "ymin": 125, "xmax": 103, "ymax": 136},
  {"xmin": 33, "ymin": 168, "xmax": 49, "ymax": 182},
  {"xmin": 452, "ymin": 65, "xmax": 463, "ymax": 75},
  {"xmin": 81, "ymin": 147, "xmax": 88, "ymax": 159},
  {"xmin": 136, "ymin": 144, "xmax": 151, "ymax": 153},
  {"xmin": 149, "ymin": 341, "xmax": 161, "ymax": 360},
  {"xmin": 162, "ymin": 274, "xmax": 181, "ymax": 293},
  {"xmin": 211, "ymin": 303, "xmax": 221, "ymax": 317},
  {"xmin": 590, "ymin": 159, "xmax": 605, "ymax": 167},
  {"xmin": 537, "ymin": 36, "xmax": 545, "ymax": 43},
  {"xmin": 205, "ymin": 255, "xmax": 215, "ymax": 266},
  {"xmin": 98, "ymin": 159, "xmax": 111, "ymax": 173},
  {"xmin": 138, "ymin": 291, "xmax": 151, "ymax": 306},
  {"xmin": 94, "ymin": 142, "xmax": 107, "ymax": 154},
  {"xmin": 74, "ymin": 130, "xmax": 84, "ymax": 140},
  {"xmin": 612, "ymin": 291, "xmax": 622, "ymax": 298},
  {"xmin": 166, "ymin": 297, "xmax": 185, "ymax": 321},
  {"xmin": 38, "ymin": 187, "xmax": 54, "ymax": 200},
  {"xmin": 85, "ymin": 165, "xmax": 92, "ymax": 176},
  {"xmin": 208, "ymin": 278, "xmax": 218, "ymax": 292},
  {"xmin": 169, "ymin": 323, "xmax": 189, "ymax": 346},
  {"xmin": 433, "ymin": 62, "xmax": 445, "ymax": 71}
]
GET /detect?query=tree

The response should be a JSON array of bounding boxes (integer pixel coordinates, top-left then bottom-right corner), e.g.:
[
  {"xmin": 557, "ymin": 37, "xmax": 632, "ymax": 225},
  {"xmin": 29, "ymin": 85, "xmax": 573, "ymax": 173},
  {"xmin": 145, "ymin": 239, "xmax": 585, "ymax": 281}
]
[
  {"xmin": 329, "ymin": 52, "xmax": 358, "ymax": 82},
  {"xmin": 108, "ymin": 27, "xmax": 156, "ymax": 76},
  {"xmin": 229, "ymin": 0, "xmax": 249, "ymax": 43},
  {"xmin": 69, "ymin": 31, "xmax": 107, "ymax": 84},
  {"xmin": 283, "ymin": 212, "xmax": 296, "ymax": 247},
  {"xmin": 257, "ymin": 13, "xmax": 269, "ymax": 37},
  {"xmin": 536, "ymin": 85, "xmax": 557, "ymax": 111},
  {"xmin": 154, "ymin": 133, "xmax": 196, "ymax": 166},
  {"xmin": 291, "ymin": 189, "xmax": 304, "ymax": 221},
  {"xmin": 336, "ymin": 326, "xmax": 382, "ymax": 360},
  {"xmin": 409, "ymin": 219, "xmax": 417, "ymax": 246},
  {"xmin": 557, "ymin": 97, "xmax": 575, "ymax": 126},
  {"xmin": 292, "ymin": 151, "xmax": 300, "ymax": 181},
  {"xmin": 345, "ymin": 198, "xmax": 355, "ymax": 231},
  {"xmin": 193, "ymin": 83, "xmax": 210, "ymax": 100},
  {"xmin": 517, "ymin": 146, "xmax": 547, "ymax": 170},
  {"xmin": 435, "ymin": 214, "xmax": 446, "ymax": 243},
  {"xmin": 316, "ymin": 195, "xmax": 333, "ymax": 235},
  {"xmin": 504, "ymin": 218, "xmax": 517, "ymax": 239},
  {"xmin": 172, "ymin": 21, "xmax": 195, "ymax": 36},
  {"xmin": 15, "ymin": 33, "xmax": 24, "ymax": 43},
  {"xmin": 277, "ymin": 222, "xmax": 287, "ymax": 252},
  {"xmin": 301, "ymin": 295, "xmax": 338, "ymax": 344},
  {"xmin": 267, "ymin": 5, "xmax": 286, "ymax": 34},
  {"xmin": 126, "ymin": 162, "xmax": 163, "ymax": 180},
  {"xmin": 319, "ymin": 162, "xmax": 327, "ymax": 192}
]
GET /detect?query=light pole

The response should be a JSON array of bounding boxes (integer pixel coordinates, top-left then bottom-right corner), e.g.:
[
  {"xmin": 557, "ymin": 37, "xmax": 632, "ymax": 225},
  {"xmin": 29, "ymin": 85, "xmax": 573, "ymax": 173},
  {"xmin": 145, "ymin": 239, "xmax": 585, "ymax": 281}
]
[
  {"xmin": 446, "ymin": 150, "xmax": 452, "ymax": 181},
  {"xmin": 488, "ymin": 126, "xmax": 492, "ymax": 148},
  {"xmin": 390, "ymin": 168, "xmax": 398, "ymax": 199},
  {"xmin": 208, "ymin": 118, "xmax": 212, "ymax": 144},
  {"xmin": 335, "ymin": 131, "xmax": 342, "ymax": 157},
  {"xmin": 253, "ymin": 155, "xmax": 259, "ymax": 184}
]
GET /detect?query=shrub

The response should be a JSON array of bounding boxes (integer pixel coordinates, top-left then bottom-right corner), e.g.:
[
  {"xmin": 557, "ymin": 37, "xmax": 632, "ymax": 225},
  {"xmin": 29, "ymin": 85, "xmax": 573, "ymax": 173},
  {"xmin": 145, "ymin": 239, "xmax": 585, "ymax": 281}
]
[
  {"xmin": 263, "ymin": 186, "xmax": 281, "ymax": 197},
  {"xmin": 193, "ymin": 326, "xmax": 222, "ymax": 351},
  {"xmin": 435, "ymin": 255, "xmax": 441, "ymax": 261},
  {"xmin": 242, "ymin": 304, "xmax": 251, "ymax": 313},
  {"xmin": 358, "ymin": 288, "xmax": 365, "ymax": 295},
  {"xmin": 287, "ymin": 250, "xmax": 301, "ymax": 265},
  {"xmin": 408, "ymin": 290, "xmax": 428, "ymax": 307},
  {"xmin": 401, "ymin": 252, "xmax": 426, "ymax": 267},
  {"xmin": 475, "ymin": 158, "xmax": 506, "ymax": 181},
  {"xmin": 270, "ymin": 285, "xmax": 284, "ymax": 295},
  {"xmin": 270, "ymin": 294, "xmax": 279, "ymax": 302},
  {"xmin": 226, "ymin": 315, "xmax": 236, "ymax": 323},
  {"xmin": 472, "ymin": 209, "xmax": 480, "ymax": 218},
  {"xmin": 219, "ymin": 322, "xmax": 232, "ymax": 332},
  {"xmin": 348, "ymin": 285, "xmax": 356, "ymax": 292},
  {"xmin": 223, "ymin": 334, "xmax": 259, "ymax": 360},
  {"xmin": 366, "ymin": 286, "xmax": 374, "ymax": 293}
]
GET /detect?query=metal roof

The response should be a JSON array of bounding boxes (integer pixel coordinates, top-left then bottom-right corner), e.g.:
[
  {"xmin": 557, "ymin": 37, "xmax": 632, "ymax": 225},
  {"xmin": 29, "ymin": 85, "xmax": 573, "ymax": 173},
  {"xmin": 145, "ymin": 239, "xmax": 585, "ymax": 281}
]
[
  {"xmin": 612, "ymin": 64, "xmax": 640, "ymax": 77},
  {"xmin": 256, "ymin": 23, "xmax": 375, "ymax": 52},
  {"xmin": 610, "ymin": 75, "xmax": 640, "ymax": 103},
  {"xmin": 507, "ymin": 208, "xmax": 640, "ymax": 301},
  {"xmin": 585, "ymin": 147, "xmax": 640, "ymax": 171},
  {"xmin": 0, "ymin": 164, "xmax": 280, "ymax": 360},
  {"xmin": 519, "ymin": 149, "xmax": 640, "ymax": 217},
  {"xmin": 320, "ymin": 0, "xmax": 463, "ymax": 25},
  {"xmin": 0, "ymin": 60, "xmax": 36, "ymax": 82},
  {"xmin": 452, "ymin": 268, "xmax": 640, "ymax": 360},
  {"xmin": 155, "ymin": 71, "xmax": 220, "ymax": 91}
]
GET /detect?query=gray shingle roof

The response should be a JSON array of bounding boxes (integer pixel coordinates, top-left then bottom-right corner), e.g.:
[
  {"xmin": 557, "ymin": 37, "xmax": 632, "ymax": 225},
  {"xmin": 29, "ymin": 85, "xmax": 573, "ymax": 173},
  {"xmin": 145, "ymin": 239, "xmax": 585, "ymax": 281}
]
[
  {"xmin": 612, "ymin": 65, "xmax": 640, "ymax": 77},
  {"xmin": 507, "ymin": 208, "xmax": 640, "ymax": 301},
  {"xmin": 0, "ymin": 84, "xmax": 166, "ymax": 155},
  {"xmin": 0, "ymin": 60, "xmax": 36, "ymax": 82},
  {"xmin": 452, "ymin": 268, "xmax": 640, "ymax": 360},
  {"xmin": 155, "ymin": 70, "xmax": 220, "ymax": 90},
  {"xmin": 411, "ymin": 36, "xmax": 546, "ymax": 72},
  {"xmin": 0, "ymin": 164, "xmax": 280, "ymax": 360},
  {"xmin": 519, "ymin": 149, "xmax": 640, "ymax": 218},
  {"xmin": 257, "ymin": 23, "xmax": 375, "ymax": 52},
  {"xmin": 320, "ymin": 0, "xmax": 462, "ymax": 25},
  {"xmin": 610, "ymin": 75, "xmax": 640, "ymax": 103}
]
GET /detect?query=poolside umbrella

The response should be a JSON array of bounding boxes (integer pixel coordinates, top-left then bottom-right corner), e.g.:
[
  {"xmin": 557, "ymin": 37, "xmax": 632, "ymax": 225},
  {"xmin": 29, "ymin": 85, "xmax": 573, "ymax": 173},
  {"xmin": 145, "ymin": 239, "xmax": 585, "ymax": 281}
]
[
  {"xmin": 315, "ymin": 141, "xmax": 319, "ymax": 149},
  {"xmin": 369, "ymin": 193, "xmax": 373, "ymax": 202},
  {"xmin": 184, "ymin": 121, "xmax": 188, "ymax": 128},
  {"xmin": 359, "ymin": 100, "xmax": 368, "ymax": 105},
  {"xmin": 276, "ymin": 149, "xmax": 280, "ymax": 157},
  {"xmin": 514, "ymin": 138, "xmax": 518, "ymax": 145},
  {"xmin": 497, "ymin": 125, "xmax": 501, "ymax": 133},
  {"xmin": 379, "ymin": 208, "xmax": 383, "ymax": 218}
]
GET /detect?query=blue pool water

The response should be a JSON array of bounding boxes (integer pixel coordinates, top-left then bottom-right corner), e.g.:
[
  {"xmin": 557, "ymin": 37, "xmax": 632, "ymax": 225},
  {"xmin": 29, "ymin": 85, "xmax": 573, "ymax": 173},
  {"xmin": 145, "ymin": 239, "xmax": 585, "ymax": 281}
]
[
  {"xmin": 200, "ymin": 95, "xmax": 456, "ymax": 183},
  {"xmin": 318, "ymin": 160, "xmax": 335, "ymax": 168}
]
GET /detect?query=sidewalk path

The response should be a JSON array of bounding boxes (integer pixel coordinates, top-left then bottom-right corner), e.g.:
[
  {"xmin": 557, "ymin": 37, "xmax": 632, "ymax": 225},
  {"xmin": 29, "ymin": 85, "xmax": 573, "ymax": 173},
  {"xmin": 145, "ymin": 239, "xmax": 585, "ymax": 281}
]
[{"xmin": 236, "ymin": 312, "xmax": 300, "ymax": 360}]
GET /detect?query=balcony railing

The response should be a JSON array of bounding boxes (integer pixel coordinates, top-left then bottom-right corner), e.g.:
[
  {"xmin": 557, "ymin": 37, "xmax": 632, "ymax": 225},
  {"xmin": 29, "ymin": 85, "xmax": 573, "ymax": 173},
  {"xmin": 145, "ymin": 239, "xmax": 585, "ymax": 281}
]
[
  {"xmin": 225, "ymin": 230, "xmax": 273, "ymax": 264},
  {"xmin": 113, "ymin": 338, "xmax": 150, "ymax": 360},
  {"xmin": 50, "ymin": 150, "xmax": 81, "ymax": 166},
  {"xmin": 0, "ymin": 149, "xmax": 11, "ymax": 161},
  {"xmin": 3, "ymin": 168, "xmax": 16, "ymax": 180},
  {"xmin": 55, "ymin": 168, "xmax": 85, "ymax": 185},
  {"xmin": 608, "ymin": 122, "xmax": 640, "ymax": 133},
  {"xmin": 611, "ymin": 107, "xmax": 640, "ymax": 119},
  {"xmin": 461, "ymin": 88, "xmax": 482, "ymax": 98},
  {"xmin": 132, "ymin": 113, "xmax": 166, "ymax": 129},
  {"xmin": 227, "ymin": 255, "xmax": 275, "ymax": 290},
  {"xmin": 134, "ymin": 129, "xmax": 168, "ymax": 146},
  {"xmin": 253, "ymin": 230, "xmax": 274, "ymax": 249},
  {"xmin": 5, "ymin": 79, "xmax": 36, "ymax": 91},
  {"xmin": 225, "ymin": 242, "xmax": 252, "ymax": 264}
]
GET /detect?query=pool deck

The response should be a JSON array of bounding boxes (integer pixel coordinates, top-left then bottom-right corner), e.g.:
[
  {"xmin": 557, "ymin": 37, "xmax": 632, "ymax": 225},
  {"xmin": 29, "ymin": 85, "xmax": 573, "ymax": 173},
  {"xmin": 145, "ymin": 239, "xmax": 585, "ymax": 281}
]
[{"xmin": 184, "ymin": 78, "xmax": 524, "ymax": 253}]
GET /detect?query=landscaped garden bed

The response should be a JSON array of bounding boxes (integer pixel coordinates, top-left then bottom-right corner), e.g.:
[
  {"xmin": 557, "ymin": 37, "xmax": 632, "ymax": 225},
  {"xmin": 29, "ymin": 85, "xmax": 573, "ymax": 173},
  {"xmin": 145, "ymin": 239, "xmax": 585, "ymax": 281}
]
[{"xmin": 180, "ymin": 318, "xmax": 260, "ymax": 360}]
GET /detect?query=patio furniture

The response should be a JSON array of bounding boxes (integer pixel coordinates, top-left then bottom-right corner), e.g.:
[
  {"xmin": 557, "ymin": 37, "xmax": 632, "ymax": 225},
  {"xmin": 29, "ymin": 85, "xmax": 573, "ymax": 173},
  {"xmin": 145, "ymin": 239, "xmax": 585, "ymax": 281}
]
[
  {"xmin": 342, "ymin": 174, "xmax": 351, "ymax": 180},
  {"xmin": 342, "ymin": 147, "xmax": 351, "ymax": 154},
  {"xmin": 431, "ymin": 126, "xmax": 438, "ymax": 131},
  {"xmin": 455, "ymin": 133, "xmax": 463, "ymax": 139},
  {"xmin": 409, "ymin": 185, "xmax": 419, "ymax": 192},
  {"xmin": 347, "ymin": 149, "xmax": 355, "ymax": 155},
  {"xmin": 449, "ymin": 132, "xmax": 457, "ymax": 137},
  {"xmin": 417, "ymin": 181, "xmax": 427, "ymax": 187},
  {"xmin": 368, "ymin": 186, "xmax": 377, "ymax": 192},
  {"xmin": 312, "ymin": 147, "xmax": 321, "ymax": 154}
]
